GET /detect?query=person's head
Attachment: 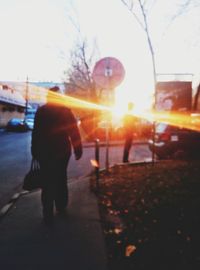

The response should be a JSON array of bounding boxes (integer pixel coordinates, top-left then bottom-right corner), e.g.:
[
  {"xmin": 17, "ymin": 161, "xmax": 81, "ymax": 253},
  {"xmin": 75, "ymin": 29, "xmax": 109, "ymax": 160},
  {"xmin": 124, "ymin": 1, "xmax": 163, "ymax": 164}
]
[
  {"xmin": 49, "ymin": 86, "xmax": 60, "ymax": 92},
  {"xmin": 46, "ymin": 86, "xmax": 60, "ymax": 103}
]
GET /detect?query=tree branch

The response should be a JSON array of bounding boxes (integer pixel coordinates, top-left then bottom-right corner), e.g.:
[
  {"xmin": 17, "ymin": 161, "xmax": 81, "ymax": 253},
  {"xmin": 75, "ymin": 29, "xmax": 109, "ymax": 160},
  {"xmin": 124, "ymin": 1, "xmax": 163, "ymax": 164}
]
[
  {"xmin": 121, "ymin": 0, "xmax": 145, "ymax": 30},
  {"xmin": 138, "ymin": 0, "xmax": 156, "ymax": 84}
]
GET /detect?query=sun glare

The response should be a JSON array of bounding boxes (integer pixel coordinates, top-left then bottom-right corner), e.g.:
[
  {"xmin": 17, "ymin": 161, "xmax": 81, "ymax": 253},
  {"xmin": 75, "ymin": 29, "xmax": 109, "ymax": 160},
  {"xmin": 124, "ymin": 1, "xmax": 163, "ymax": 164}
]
[
  {"xmin": 111, "ymin": 83, "xmax": 154, "ymax": 125},
  {"xmin": 25, "ymin": 83, "xmax": 200, "ymax": 134}
]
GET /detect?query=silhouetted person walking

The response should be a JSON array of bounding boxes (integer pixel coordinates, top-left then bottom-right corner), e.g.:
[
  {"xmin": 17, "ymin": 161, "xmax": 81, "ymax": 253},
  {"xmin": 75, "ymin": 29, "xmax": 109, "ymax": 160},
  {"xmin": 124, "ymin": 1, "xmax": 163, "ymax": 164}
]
[
  {"xmin": 122, "ymin": 102, "xmax": 136, "ymax": 163},
  {"xmin": 31, "ymin": 86, "xmax": 82, "ymax": 225}
]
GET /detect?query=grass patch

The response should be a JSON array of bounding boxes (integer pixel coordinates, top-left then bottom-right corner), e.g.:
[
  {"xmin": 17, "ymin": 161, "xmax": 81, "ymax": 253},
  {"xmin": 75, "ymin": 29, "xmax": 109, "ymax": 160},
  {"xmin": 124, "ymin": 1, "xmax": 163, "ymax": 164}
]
[{"xmin": 91, "ymin": 160, "xmax": 200, "ymax": 270}]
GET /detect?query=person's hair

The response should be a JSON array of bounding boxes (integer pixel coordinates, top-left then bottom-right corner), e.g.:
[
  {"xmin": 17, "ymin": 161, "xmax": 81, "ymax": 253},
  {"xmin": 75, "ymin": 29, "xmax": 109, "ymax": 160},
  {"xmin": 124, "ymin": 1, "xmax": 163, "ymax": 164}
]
[
  {"xmin": 49, "ymin": 86, "xmax": 60, "ymax": 92},
  {"xmin": 46, "ymin": 86, "xmax": 60, "ymax": 103}
]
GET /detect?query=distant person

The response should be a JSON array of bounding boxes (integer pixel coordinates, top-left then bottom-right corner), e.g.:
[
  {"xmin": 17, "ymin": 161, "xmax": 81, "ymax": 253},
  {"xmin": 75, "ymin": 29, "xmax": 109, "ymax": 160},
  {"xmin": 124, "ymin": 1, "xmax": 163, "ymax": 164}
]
[
  {"xmin": 31, "ymin": 86, "xmax": 82, "ymax": 225},
  {"xmin": 122, "ymin": 102, "xmax": 137, "ymax": 163}
]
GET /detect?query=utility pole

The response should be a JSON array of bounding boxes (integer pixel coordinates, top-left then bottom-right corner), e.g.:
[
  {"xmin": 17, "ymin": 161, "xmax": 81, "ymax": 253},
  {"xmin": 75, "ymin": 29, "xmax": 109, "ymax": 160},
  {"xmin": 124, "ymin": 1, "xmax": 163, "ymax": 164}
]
[{"xmin": 25, "ymin": 76, "xmax": 29, "ymax": 116}]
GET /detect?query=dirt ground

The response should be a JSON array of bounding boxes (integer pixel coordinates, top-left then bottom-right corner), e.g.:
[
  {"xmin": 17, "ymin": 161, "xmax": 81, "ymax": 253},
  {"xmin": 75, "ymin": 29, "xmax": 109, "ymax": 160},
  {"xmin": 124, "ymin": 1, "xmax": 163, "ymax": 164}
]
[{"xmin": 90, "ymin": 160, "xmax": 200, "ymax": 270}]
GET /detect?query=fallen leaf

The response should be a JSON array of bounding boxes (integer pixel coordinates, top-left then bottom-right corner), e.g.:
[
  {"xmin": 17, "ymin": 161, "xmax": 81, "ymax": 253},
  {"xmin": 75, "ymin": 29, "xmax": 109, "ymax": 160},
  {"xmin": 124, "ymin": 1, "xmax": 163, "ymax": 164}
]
[
  {"xmin": 106, "ymin": 200, "xmax": 112, "ymax": 207},
  {"xmin": 125, "ymin": 245, "xmax": 136, "ymax": 257},
  {"xmin": 114, "ymin": 228, "xmax": 122, "ymax": 234},
  {"xmin": 141, "ymin": 198, "xmax": 145, "ymax": 204},
  {"xmin": 186, "ymin": 236, "xmax": 191, "ymax": 242}
]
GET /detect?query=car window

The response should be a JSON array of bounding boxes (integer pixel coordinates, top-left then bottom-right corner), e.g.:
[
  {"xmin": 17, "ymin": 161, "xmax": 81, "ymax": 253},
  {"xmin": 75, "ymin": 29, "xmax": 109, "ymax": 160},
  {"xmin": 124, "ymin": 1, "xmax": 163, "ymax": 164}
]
[
  {"xmin": 25, "ymin": 113, "xmax": 35, "ymax": 119},
  {"xmin": 156, "ymin": 123, "xmax": 168, "ymax": 133},
  {"xmin": 156, "ymin": 123, "xmax": 182, "ymax": 133},
  {"xmin": 27, "ymin": 118, "xmax": 33, "ymax": 121},
  {"xmin": 10, "ymin": 119, "xmax": 20, "ymax": 123}
]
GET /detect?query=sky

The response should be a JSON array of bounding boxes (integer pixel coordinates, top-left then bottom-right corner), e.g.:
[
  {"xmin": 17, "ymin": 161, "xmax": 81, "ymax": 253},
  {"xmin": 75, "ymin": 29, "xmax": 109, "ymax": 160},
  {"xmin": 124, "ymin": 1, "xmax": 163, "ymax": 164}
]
[{"xmin": 0, "ymin": 0, "xmax": 200, "ymax": 110}]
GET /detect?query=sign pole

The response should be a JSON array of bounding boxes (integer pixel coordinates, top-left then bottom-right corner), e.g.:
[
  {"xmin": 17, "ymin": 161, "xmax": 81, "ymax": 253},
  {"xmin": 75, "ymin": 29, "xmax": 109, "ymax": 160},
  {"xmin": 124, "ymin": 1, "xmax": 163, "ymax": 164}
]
[
  {"xmin": 92, "ymin": 57, "xmax": 125, "ymax": 173},
  {"xmin": 104, "ymin": 64, "xmax": 112, "ymax": 173},
  {"xmin": 105, "ymin": 118, "xmax": 109, "ymax": 172}
]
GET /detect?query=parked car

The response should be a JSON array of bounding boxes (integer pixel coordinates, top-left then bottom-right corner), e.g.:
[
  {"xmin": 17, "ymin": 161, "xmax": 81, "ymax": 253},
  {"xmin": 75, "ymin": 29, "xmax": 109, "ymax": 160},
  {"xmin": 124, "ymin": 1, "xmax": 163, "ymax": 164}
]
[
  {"xmin": 148, "ymin": 122, "xmax": 200, "ymax": 159},
  {"xmin": 6, "ymin": 118, "xmax": 29, "ymax": 132},
  {"xmin": 24, "ymin": 117, "xmax": 34, "ymax": 130}
]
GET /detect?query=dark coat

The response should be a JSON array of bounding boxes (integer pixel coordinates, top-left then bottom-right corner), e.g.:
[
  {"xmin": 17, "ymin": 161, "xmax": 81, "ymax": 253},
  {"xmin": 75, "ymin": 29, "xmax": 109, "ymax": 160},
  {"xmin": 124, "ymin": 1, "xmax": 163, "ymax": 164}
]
[
  {"xmin": 123, "ymin": 113, "xmax": 137, "ymax": 138},
  {"xmin": 31, "ymin": 103, "xmax": 82, "ymax": 160}
]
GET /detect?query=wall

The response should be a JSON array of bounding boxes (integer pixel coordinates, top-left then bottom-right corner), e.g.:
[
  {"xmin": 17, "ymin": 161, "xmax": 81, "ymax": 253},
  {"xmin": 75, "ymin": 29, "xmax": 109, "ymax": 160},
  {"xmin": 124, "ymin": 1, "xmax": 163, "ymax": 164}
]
[{"xmin": 0, "ymin": 103, "xmax": 25, "ymax": 127}]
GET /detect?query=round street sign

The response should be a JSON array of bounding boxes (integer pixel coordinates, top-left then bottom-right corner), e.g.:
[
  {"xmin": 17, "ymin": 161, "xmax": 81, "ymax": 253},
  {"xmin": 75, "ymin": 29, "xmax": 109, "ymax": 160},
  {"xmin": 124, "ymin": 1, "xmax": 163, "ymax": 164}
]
[{"xmin": 92, "ymin": 57, "xmax": 125, "ymax": 89}]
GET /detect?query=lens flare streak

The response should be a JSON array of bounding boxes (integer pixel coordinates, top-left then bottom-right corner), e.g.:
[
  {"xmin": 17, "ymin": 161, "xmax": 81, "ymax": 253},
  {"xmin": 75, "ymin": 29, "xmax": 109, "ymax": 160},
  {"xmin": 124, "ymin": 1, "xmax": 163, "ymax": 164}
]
[
  {"xmin": 47, "ymin": 90, "xmax": 108, "ymax": 111},
  {"xmin": 48, "ymin": 91, "xmax": 200, "ymax": 133}
]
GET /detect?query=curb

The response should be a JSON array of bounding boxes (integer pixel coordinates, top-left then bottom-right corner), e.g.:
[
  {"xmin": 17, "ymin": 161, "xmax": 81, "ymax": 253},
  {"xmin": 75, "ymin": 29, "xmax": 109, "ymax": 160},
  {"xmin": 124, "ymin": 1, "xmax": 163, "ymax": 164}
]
[
  {"xmin": 0, "ymin": 190, "xmax": 29, "ymax": 220},
  {"xmin": 83, "ymin": 140, "xmax": 148, "ymax": 148},
  {"xmin": 89, "ymin": 159, "xmax": 154, "ymax": 194}
]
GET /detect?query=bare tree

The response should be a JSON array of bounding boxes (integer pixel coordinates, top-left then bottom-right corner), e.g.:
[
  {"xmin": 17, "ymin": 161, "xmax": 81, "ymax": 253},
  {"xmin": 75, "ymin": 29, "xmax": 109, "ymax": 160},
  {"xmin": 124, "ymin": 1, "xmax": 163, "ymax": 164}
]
[
  {"xmin": 64, "ymin": 38, "xmax": 101, "ymax": 102},
  {"xmin": 64, "ymin": 4, "xmax": 104, "ymax": 140},
  {"xmin": 121, "ymin": 0, "xmax": 157, "ymax": 86},
  {"xmin": 167, "ymin": 0, "xmax": 195, "ymax": 25},
  {"xmin": 64, "ymin": 2, "xmax": 101, "ymax": 103},
  {"xmin": 120, "ymin": 0, "xmax": 196, "ymax": 89},
  {"xmin": 64, "ymin": 38, "xmax": 102, "ymax": 140},
  {"xmin": 121, "ymin": 0, "xmax": 196, "ymax": 161}
]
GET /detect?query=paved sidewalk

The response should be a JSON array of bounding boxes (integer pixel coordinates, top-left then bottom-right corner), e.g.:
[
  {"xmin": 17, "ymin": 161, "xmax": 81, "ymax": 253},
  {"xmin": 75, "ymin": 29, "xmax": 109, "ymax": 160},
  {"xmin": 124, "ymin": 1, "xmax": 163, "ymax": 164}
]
[
  {"xmin": 83, "ymin": 139, "xmax": 147, "ymax": 147},
  {"xmin": 0, "ymin": 177, "xmax": 108, "ymax": 270}
]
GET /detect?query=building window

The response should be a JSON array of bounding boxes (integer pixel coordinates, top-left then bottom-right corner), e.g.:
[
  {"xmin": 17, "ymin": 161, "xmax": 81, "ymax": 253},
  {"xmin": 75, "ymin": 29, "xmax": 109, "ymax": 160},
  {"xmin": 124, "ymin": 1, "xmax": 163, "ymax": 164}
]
[
  {"xmin": 2, "ymin": 107, "xmax": 7, "ymax": 112},
  {"xmin": 8, "ymin": 106, "xmax": 15, "ymax": 112},
  {"xmin": 17, "ymin": 107, "xmax": 25, "ymax": 113}
]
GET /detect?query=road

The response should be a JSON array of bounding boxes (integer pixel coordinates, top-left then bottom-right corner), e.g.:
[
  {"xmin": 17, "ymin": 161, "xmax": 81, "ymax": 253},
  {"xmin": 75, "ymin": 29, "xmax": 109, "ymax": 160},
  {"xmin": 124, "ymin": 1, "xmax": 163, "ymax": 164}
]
[{"xmin": 0, "ymin": 131, "xmax": 151, "ymax": 209}]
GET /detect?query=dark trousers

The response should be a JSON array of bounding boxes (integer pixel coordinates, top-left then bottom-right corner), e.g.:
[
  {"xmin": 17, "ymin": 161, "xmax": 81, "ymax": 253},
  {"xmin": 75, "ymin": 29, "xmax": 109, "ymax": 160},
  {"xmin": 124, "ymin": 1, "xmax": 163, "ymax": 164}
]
[
  {"xmin": 123, "ymin": 135, "xmax": 133, "ymax": 162},
  {"xmin": 38, "ymin": 156, "xmax": 70, "ymax": 218}
]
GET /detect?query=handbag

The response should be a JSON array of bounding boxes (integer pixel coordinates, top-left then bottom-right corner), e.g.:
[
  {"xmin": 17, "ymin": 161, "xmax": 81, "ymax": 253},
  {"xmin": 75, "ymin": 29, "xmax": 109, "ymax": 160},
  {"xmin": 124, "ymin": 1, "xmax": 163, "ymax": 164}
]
[{"xmin": 23, "ymin": 159, "xmax": 43, "ymax": 191}]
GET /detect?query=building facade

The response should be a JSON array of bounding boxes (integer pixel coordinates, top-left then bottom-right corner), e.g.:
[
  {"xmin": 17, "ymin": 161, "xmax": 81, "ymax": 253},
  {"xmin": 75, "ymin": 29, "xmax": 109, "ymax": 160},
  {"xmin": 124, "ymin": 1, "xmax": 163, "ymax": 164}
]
[{"xmin": 0, "ymin": 84, "xmax": 26, "ymax": 127}]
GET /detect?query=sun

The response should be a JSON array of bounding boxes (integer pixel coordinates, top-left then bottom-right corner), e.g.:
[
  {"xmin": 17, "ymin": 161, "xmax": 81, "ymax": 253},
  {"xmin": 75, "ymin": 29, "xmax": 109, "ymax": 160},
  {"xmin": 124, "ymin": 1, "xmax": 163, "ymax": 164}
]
[
  {"xmin": 113, "ymin": 86, "xmax": 153, "ymax": 113},
  {"xmin": 108, "ymin": 82, "xmax": 154, "ymax": 128}
]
